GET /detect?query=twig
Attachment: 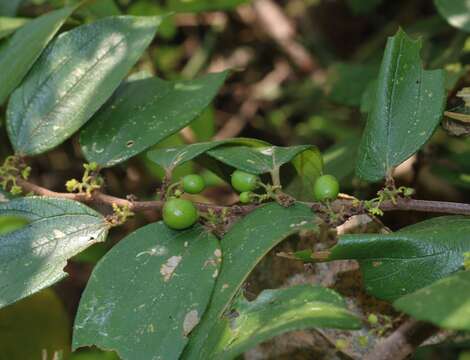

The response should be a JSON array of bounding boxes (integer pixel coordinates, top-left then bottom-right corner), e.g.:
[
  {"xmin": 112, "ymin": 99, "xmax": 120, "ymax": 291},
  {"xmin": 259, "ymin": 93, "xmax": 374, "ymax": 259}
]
[
  {"xmin": 15, "ymin": 178, "xmax": 470, "ymax": 218},
  {"xmin": 16, "ymin": 178, "xmax": 254, "ymax": 214},
  {"xmin": 364, "ymin": 319, "xmax": 439, "ymax": 360}
]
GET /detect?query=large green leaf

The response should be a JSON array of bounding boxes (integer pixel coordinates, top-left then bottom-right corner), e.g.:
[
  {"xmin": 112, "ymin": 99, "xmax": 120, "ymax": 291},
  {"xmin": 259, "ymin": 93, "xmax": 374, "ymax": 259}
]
[
  {"xmin": 394, "ymin": 271, "xmax": 470, "ymax": 331},
  {"xmin": 356, "ymin": 29, "xmax": 445, "ymax": 182},
  {"xmin": 0, "ymin": 6, "xmax": 74, "ymax": 105},
  {"xmin": 0, "ymin": 289, "xmax": 70, "ymax": 359},
  {"xmin": 328, "ymin": 216, "xmax": 470, "ymax": 301},
  {"xmin": 208, "ymin": 144, "xmax": 322, "ymax": 176},
  {"xmin": 73, "ymin": 223, "xmax": 220, "ymax": 360},
  {"xmin": 0, "ymin": 17, "xmax": 29, "ymax": 40},
  {"xmin": 0, "ymin": 197, "xmax": 109, "ymax": 309},
  {"xmin": 210, "ymin": 285, "xmax": 361, "ymax": 359},
  {"xmin": 146, "ymin": 138, "xmax": 268, "ymax": 173},
  {"xmin": 434, "ymin": 0, "xmax": 470, "ymax": 32},
  {"xmin": 183, "ymin": 202, "xmax": 318, "ymax": 359},
  {"xmin": 80, "ymin": 72, "xmax": 227, "ymax": 167},
  {"xmin": 7, "ymin": 15, "xmax": 161, "ymax": 156}
]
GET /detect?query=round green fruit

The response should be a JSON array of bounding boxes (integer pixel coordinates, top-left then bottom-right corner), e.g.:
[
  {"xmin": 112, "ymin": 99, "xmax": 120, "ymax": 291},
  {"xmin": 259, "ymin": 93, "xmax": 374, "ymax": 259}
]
[
  {"xmin": 313, "ymin": 174, "xmax": 340, "ymax": 202},
  {"xmin": 163, "ymin": 198, "xmax": 198, "ymax": 230},
  {"xmin": 239, "ymin": 191, "xmax": 253, "ymax": 204},
  {"xmin": 182, "ymin": 174, "xmax": 205, "ymax": 194},
  {"xmin": 231, "ymin": 170, "xmax": 260, "ymax": 193}
]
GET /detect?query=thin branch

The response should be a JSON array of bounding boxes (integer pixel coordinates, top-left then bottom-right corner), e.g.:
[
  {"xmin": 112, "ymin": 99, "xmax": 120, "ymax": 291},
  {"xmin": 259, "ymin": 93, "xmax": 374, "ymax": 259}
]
[
  {"xmin": 364, "ymin": 319, "xmax": 439, "ymax": 360},
  {"xmin": 15, "ymin": 178, "xmax": 470, "ymax": 218},
  {"xmin": 15, "ymin": 178, "xmax": 255, "ymax": 214}
]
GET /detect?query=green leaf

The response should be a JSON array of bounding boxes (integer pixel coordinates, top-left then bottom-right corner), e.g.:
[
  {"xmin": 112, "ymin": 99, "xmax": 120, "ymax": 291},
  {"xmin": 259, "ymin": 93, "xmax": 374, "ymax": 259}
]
[
  {"xmin": 0, "ymin": 0, "xmax": 24, "ymax": 16},
  {"xmin": 208, "ymin": 144, "xmax": 321, "ymax": 175},
  {"xmin": 355, "ymin": 29, "xmax": 445, "ymax": 182},
  {"xmin": 73, "ymin": 223, "xmax": 220, "ymax": 360},
  {"xmin": 147, "ymin": 138, "xmax": 267, "ymax": 172},
  {"xmin": 0, "ymin": 6, "xmax": 75, "ymax": 105},
  {"xmin": 0, "ymin": 16, "xmax": 29, "ymax": 39},
  {"xmin": 183, "ymin": 202, "xmax": 318, "ymax": 359},
  {"xmin": 7, "ymin": 16, "xmax": 161, "ymax": 156},
  {"xmin": 0, "ymin": 197, "xmax": 109, "ymax": 309},
  {"xmin": 328, "ymin": 216, "xmax": 470, "ymax": 301},
  {"xmin": 80, "ymin": 72, "xmax": 227, "ymax": 167},
  {"xmin": 434, "ymin": 0, "xmax": 470, "ymax": 32},
  {"xmin": 0, "ymin": 289, "xmax": 70, "ymax": 359},
  {"xmin": 210, "ymin": 285, "xmax": 361, "ymax": 359},
  {"xmin": 394, "ymin": 271, "xmax": 470, "ymax": 331},
  {"xmin": 328, "ymin": 62, "xmax": 378, "ymax": 107},
  {"xmin": 168, "ymin": 0, "xmax": 249, "ymax": 12}
]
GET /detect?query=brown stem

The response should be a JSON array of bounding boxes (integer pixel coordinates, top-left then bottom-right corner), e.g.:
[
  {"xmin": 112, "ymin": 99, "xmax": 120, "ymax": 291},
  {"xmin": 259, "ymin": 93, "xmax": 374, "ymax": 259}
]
[
  {"xmin": 16, "ymin": 178, "xmax": 255, "ymax": 214},
  {"xmin": 364, "ymin": 319, "xmax": 439, "ymax": 360},
  {"xmin": 15, "ymin": 178, "xmax": 470, "ymax": 218}
]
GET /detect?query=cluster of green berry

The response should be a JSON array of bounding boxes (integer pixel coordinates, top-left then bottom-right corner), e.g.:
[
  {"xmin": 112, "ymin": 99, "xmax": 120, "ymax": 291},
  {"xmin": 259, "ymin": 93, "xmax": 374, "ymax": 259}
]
[{"xmin": 162, "ymin": 169, "xmax": 340, "ymax": 231}]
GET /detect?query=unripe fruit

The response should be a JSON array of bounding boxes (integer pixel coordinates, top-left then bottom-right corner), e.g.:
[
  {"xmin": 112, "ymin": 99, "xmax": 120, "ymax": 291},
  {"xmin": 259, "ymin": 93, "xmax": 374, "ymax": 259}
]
[
  {"xmin": 231, "ymin": 170, "xmax": 260, "ymax": 193},
  {"xmin": 313, "ymin": 174, "xmax": 340, "ymax": 202},
  {"xmin": 182, "ymin": 174, "xmax": 205, "ymax": 194},
  {"xmin": 239, "ymin": 191, "xmax": 252, "ymax": 204},
  {"xmin": 163, "ymin": 198, "xmax": 198, "ymax": 230}
]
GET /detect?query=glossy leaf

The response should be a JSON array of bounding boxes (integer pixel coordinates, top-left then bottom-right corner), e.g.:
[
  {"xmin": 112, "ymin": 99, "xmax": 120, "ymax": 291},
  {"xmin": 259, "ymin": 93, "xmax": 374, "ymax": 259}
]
[
  {"xmin": 0, "ymin": 17, "xmax": 29, "ymax": 39},
  {"xmin": 434, "ymin": 0, "xmax": 470, "ymax": 32},
  {"xmin": 394, "ymin": 271, "xmax": 470, "ymax": 331},
  {"xmin": 0, "ymin": 197, "xmax": 109, "ymax": 309},
  {"xmin": 183, "ymin": 202, "xmax": 318, "ymax": 359},
  {"xmin": 356, "ymin": 29, "xmax": 445, "ymax": 182},
  {"xmin": 207, "ymin": 144, "xmax": 320, "ymax": 175},
  {"xmin": 80, "ymin": 72, "xmax": 227, "ymax": 167},
  {"xmin": 73, "ymin": 223, "xmax": 220, "ymax": 360},
  {"xmin": 210, "ymin": 285, "xmax": 361, "ymax": 359},
  {"xmin": 7, "ymin": 15, "xmax": 161, "ymax": 156},
  {"xmin": 0, "ymin": 6, "xmax": 74, "ymax": 105},
  {"xmin": 147, "ymin": 138, "xmax": 267, "ymax": 172},
  {"xmin": 328, "ymin": 216, "xmax": 470, "ymax": 301},
  {"xmin": 0, "ymin": 289, "xmax": 70, "ymax": 358}
]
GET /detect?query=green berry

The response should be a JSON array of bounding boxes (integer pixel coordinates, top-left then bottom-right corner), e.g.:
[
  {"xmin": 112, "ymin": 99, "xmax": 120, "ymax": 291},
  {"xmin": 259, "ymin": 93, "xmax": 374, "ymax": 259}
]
[
  {"xmin": 313, "ymin": 174, "xmax": 340, "ymax": 202},
  {"xmin": 239, "ymin": 191, "xmax": 252, "ymax": 204},
  {"xmin": 182, "ymin": 174, "xmax": 205, "ymax": 194},
  {"xmin": 163, "ymin": 198, "xmax": 198, "ymax": 230},
  {"xmin": 231, "ymin": 170, "xmax": 260, "ymax": 193}
]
